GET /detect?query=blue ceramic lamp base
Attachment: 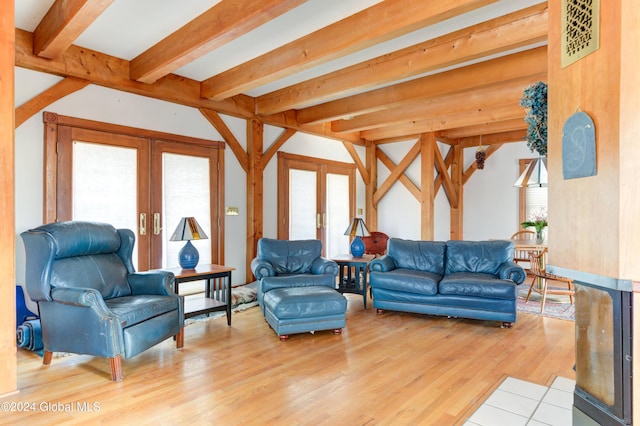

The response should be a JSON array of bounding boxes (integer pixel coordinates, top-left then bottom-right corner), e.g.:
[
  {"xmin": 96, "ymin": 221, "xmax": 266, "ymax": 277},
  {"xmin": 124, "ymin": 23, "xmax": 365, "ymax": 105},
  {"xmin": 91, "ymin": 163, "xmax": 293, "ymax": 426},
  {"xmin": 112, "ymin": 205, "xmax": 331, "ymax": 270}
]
[
  {"xmin": 178, "ymin": 240, "xmax": 199, "ymax": 269},
  {"xmin": 350, "ymin": 236, "xmax": 365, "ymax": 257}
]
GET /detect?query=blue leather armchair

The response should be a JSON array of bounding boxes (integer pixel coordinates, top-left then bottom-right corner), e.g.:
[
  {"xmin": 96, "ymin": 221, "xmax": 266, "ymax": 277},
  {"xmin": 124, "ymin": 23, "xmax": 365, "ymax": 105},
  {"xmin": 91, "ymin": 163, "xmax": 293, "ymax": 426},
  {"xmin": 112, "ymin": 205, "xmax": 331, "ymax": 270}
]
[
  {"xmin": 251, "ymin": 238, "xmax": 346, "ymax": 340},
  {"xmin": 20, "ymin": 221, "xmax": 184, "ymax": 381}
]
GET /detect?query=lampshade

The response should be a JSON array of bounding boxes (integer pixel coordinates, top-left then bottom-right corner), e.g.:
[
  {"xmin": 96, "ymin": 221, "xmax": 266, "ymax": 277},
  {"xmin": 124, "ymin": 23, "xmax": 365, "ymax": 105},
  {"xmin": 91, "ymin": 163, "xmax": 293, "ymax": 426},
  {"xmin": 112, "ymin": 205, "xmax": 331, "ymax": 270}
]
[
  {"xmin": 170, "ymin": 217, "xmax": 208, "ymax": 269},
  {"xmin": 344, "ymin": 218, "xmax": 370, "ymax": 238},
  {"xmin": 514, "ymin": 157, "xmax": 548, "ymax": 187},
  {"xmin": 170, "ymin": 217, "xmax": 208, "ymax": 241}
]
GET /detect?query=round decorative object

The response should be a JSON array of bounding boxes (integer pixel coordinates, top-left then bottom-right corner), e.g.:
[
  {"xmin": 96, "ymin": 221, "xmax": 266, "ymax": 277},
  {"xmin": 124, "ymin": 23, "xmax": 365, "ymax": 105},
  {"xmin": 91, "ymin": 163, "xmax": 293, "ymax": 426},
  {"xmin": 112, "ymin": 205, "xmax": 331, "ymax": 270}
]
[
  {"xmin": 562, "ymin": 111, "xmax": 596, "ymax": 179},
  {"xmin": 350, "ymin": 236, "xmax": 365, "ymax": 257},
  {"xmin": 178, "ymin": 240, "xmax": 199, "ymax": 269}
]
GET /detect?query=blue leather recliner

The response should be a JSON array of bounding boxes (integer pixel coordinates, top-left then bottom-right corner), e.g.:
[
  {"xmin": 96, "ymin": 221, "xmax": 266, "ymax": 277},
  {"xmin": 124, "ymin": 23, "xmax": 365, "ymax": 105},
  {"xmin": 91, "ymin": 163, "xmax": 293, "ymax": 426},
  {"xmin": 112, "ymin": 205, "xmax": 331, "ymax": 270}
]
[
  {"xmin": 370, "ymin": 239, "xmax": 526, "ymax": 327},
  {"xmin": 251, "ymin": 238, "xmax": 346, "ymax": 340},
  {"xmin": 20, "ymin": 221, "xmax": 184, "ymax": 381}
]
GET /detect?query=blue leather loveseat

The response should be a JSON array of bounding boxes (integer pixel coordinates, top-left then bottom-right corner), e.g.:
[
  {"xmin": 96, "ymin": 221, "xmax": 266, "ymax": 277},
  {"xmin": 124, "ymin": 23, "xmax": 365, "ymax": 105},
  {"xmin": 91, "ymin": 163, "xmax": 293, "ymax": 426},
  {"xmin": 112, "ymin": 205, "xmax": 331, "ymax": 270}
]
[{"xmin": 369, "ymin": 239, "xmax": 526, "ymax": 327}]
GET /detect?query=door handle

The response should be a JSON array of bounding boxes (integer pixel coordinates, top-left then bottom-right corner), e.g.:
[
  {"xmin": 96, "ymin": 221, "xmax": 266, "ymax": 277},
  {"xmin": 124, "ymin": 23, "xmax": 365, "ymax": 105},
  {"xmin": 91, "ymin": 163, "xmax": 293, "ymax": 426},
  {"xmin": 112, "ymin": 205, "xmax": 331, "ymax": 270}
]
[
  {"xmin": 153, "ymin": 213, "xmax": 161, "ymax": 235},
  {"xmin": 323, "ymin": 213, "xmax": 327, "ymax": 228},
  {"xmin": 316, "ymin": 213, "xmax": 321, "ymax": 229},
  {"xmin": 139, "ymin": 213, "xmax": 147, "ymax": 235}
]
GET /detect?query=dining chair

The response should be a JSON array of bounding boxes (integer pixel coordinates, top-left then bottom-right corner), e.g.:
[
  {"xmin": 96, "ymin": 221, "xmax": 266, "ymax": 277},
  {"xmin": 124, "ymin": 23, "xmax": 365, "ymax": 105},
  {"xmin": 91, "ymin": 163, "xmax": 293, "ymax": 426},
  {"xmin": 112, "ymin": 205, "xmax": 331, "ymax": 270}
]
[
  {"xmin": 525, "ymin": 249, "xmax": 575, "ymax": 314},
  {"xmin": 510, "ymin": 230, "xmax": 535, "ymax": 269}
]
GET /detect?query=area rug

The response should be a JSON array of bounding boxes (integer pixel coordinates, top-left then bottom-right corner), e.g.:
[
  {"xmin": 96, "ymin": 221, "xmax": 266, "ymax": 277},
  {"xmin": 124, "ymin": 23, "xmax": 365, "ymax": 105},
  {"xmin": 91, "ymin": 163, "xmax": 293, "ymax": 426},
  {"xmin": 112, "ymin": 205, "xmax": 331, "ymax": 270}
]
[
  {"xmin": 517, "ymin": 287, "xmax": 574, "ymax": 321},
  {"xmin": 184, "ymin": 282, "xmax": 258, "ymax": 325}
]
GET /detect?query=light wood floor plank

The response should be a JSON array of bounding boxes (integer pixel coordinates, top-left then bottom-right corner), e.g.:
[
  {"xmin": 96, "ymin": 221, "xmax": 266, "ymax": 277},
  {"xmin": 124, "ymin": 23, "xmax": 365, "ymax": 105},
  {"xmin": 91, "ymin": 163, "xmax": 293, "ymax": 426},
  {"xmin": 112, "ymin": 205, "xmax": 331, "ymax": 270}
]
[{"xmin": 2, "ymin": 294, "xmax": 575, "ymax": 425}]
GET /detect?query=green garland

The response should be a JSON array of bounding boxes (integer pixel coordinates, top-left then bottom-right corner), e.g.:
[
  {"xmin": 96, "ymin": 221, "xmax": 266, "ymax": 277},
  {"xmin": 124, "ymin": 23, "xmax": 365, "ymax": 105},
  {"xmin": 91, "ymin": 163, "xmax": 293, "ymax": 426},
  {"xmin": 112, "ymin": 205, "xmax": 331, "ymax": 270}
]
[{"xmin": 520, "ymin": 81, "xmax": 547, "ymax": 156}]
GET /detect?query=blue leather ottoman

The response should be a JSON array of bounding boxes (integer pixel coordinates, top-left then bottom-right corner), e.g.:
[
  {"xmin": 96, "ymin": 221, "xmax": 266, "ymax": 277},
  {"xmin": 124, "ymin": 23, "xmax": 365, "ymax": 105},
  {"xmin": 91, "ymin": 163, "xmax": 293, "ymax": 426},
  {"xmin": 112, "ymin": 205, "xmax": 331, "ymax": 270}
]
[{"xmin": 262, "ymin": 286, "xmax": 347, "ymax": 341}]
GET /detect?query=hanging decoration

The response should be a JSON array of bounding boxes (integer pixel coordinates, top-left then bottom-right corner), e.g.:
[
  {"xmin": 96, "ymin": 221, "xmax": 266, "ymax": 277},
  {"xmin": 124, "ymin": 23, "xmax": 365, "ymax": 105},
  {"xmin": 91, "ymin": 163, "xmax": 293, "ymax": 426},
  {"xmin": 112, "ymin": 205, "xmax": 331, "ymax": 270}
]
[
  {"xmin": 520, "ymin": 81, "xmax": 548, "ymax": 156},
  {"xmin": 475, "ymin": 135, "xmax": 486, "ymax": 169}
]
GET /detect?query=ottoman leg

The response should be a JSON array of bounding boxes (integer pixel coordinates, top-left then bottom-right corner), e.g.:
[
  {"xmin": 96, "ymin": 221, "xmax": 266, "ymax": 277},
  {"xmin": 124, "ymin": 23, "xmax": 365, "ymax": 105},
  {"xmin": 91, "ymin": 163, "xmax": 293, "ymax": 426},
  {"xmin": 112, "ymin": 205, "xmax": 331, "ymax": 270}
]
[
  {"xmin": 333, "ymin": 328, "xmax": 342, "ymax": 335},
  {"xmin": 279, "ymin": 335, "xmax": 289, "ymax": 341}
]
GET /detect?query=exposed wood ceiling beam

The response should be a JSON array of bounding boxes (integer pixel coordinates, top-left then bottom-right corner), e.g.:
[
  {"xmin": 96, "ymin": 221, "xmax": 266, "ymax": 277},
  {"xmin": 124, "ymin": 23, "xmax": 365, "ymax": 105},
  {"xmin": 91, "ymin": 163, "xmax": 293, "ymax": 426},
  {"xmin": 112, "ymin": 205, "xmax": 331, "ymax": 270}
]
[
  {"xmin": 16, "ymin": 29, "xmax": 254, "ymax": 119},
  {"xmin": 130, "ymin": 0, "xmax": 304, "ymax": 84},
  {"xmin": 15, "ymin": 77, "xmax": 89, "ymax": 127},
  {"xmin": 361, "ymin": 103, "xmax": 525, "ymax": 141},
  {"xmin": 331, "ymin": 74, "xmax": 545, "ymax": 133},
  {"xmin": 201, "ymin": 0, "xmax": 498, "ymax": 101},
  {"xmin": 440, "ymin": 118, "xmax": 527, "ymax": 140},
  {"xmin": 458, "ymin": 129, "xmax": 526, "ymax": 147},
  {"xmin": 256, "ymin": 3, "xmax": 548, "ymax": 115},
  {"xmin": 262, "ymin": 110, "xmax": 364, "ymax": 144},
  {"xmin": 33, "ymin": 0, "xmax": 114, "ymax": 59},
  {"xmin": 297, "ymin": 46, "xmax": 548, "ymax": 125}
]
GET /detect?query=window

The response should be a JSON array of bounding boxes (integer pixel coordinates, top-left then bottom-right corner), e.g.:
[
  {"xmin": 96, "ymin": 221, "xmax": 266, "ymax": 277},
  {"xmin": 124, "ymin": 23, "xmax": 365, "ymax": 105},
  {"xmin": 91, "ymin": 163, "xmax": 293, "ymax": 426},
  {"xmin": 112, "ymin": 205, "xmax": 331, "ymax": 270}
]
[{"xmin": 518, "ymin": 158, "xmax": 548, "ymax": 224}]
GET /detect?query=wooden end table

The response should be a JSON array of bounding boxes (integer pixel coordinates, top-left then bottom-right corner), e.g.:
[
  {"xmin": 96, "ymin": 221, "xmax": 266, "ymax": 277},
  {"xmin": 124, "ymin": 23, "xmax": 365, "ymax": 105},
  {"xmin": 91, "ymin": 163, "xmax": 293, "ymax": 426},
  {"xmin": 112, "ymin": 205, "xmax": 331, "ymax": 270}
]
[
  {"xmin": 161, "ymin": 264, "xmax": 235, "ymax": 324},
  {"xmin": 332, "ymin": 254, "xmax": 375, "ymax": 309}
]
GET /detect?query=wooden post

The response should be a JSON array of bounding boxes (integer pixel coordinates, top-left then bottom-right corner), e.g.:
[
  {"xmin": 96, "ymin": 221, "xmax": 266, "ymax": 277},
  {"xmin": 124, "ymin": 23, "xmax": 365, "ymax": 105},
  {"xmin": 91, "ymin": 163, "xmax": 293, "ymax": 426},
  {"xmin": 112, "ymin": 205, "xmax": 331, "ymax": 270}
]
[
  {"xmin": 420, "ymin": 133, "xmax": 435, "ymax": 240},
  {"xmin": 246, "ymin": 119, "xmax": 264, "ymax": 281},
  {"xmin": 450, "ymin": 144, "xmax": 463, "ymax": 239},
  {"xmin": 0, "ymin": 0, "xmax": 17, "ymax": 396},
  {"xmin": 365, "ymin": 143, "xmax": 377, "ymax": 231}
]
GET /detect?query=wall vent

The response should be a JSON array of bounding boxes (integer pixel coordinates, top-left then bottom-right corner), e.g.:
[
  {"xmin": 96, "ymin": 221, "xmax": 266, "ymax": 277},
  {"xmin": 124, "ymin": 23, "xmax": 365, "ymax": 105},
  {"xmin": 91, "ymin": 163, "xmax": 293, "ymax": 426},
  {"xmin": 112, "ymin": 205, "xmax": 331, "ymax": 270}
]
[{"xmin": 561, "ymin": 0, "xmax": 600, "ymax": 68}]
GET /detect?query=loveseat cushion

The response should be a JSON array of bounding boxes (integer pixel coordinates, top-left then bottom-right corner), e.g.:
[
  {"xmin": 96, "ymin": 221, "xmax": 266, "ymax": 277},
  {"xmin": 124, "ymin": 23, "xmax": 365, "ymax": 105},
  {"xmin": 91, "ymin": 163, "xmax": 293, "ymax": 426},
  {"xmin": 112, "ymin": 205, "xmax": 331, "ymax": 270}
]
[
  {"xmin": 370, "ymin": 269, "xmax": 440, "ymax": 295},
  {"xmin": 105, "ymin": 295, "xmax": 180, "ymax": 327},
  {"xmin": 387, "ymin": 239, "xmax": 446, "ymax": 275},
  {"xmin": 263, "ymin": 286, "xmax": 347, "ymax": 319},
  {"xmin": 445, "ymin": 240, "xmax": 513, "ymax": 275},
  {"xmin": 439, "ymin": 272, "xmax": 517, "ymax": 300}
]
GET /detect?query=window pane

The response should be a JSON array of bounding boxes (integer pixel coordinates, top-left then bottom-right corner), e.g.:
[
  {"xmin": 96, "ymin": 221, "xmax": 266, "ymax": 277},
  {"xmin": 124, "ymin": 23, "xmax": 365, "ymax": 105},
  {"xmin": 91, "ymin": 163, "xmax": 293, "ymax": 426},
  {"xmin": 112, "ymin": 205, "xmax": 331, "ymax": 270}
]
[
  {"xmin": 289, "ymin": 169, "xmax": 317, "ymax": 240},
  {"xmin": 162, "ymin": 153, "xmax": 211, "ymax": 268},
  {"xmin": 325, "ymin": 173, "xmax": 350, "ymax": 257},
  {"xmin": 72, "ymin": 141, "xmax": 138, "ymax": 267}
]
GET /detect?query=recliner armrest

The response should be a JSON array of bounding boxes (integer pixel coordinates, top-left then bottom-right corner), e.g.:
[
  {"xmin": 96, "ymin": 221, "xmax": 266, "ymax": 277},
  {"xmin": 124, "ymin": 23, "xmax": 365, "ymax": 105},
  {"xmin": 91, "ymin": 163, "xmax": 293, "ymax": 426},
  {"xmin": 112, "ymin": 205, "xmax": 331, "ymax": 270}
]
[
  {"xmin": 310, "ymin": 257, "xmax": 338, "ymax": 276},
  {"xmin": 251, "ymin": 258, "xmax": 276, "ymax": 279},
  {"xmin": 51, "ymin": 287, "xmax": 113, "ymax": 317},
  {"xmin": 370, "ymin": 255, "xmax": 397, "ymax": 272},
  {"xmin": 128, "ymin": 270, "xmax": 176, "ymax": 296},
  {"xmin": 497, "ymin": 261, "xmax": 526, "ymax": 284}
]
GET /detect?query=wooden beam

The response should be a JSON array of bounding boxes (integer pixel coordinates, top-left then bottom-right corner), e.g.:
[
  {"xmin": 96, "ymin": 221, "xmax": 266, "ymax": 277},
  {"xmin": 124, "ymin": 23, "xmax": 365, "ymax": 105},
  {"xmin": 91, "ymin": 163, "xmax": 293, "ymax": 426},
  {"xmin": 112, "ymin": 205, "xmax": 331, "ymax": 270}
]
[
  {"xmin": 365, "ymin": 145, "xmax": 377, "ymax": 229},
  {"xmin": 458, "ymin": 129, "xmax": 526, "ymax": 147},
  {"xmin": 373, "ymin": 141, "xmax": 421, "ymax": 205},
  {"xmin": 462, "ymin": 143, "xmax": 503, "ymax": 184},
  {"xmin": 199, "ymin": 108, "xmax": 249, "ymax": 173},
  {"xmin": 362, "ymin": 103, "xmax": 526, "ymax": 141},
  {"xmin": 130, "ymin": 0, "xmax": 304, "ymax": 84},
  {"xmin": 33, "ymin": 0, "xmax": 113, "ymax": 59},
  {"xmin": 433, "ymin": 142, "xmax": 458, "ymax": 209},
  {"xmin": 262, "ymin": 111, "xmax": 364, "ymax": 144},
  {"xmin": 201, "ymin": 0, "xmax": 497, "ymax": 100},
  {"xmin": 262, "ymin": 128, "xmax": 296, "ymax": 168},
  {"xmin": 342, "ymin": 142, "xmax": 370, "ymax": 185},
  {"xmin": 434, "ymin": 148, "xmax": 455, "ymax": 193},
  {"xmin": 450, "ymin": 144, "xmax": 463, "ymax": 239},
  {"xmin": 16, "ymin": 29, "xmax": 254, "ymax": 119},
  {"xmin": 421, "ymin": 133, "xmax": 435, "ymax": 240},
  {"xmin": 297, "ymin": 46, "xmax": 547, "ymax": 125},
  {"xmin": 15, "ymin": 77, "xmax": 89, "ymax": 127},
  {"xmin": 377, "ymin": 149, "xmax": 421, "ymax": 201},
  {"xmin": 0, "ymin": 0, "xmax": 16, "ymax": 396},
  {"xmin": 256, "ymin": 4, "xmax": 547, "ymax": 115},
  {"xmin": 246, "ymin": 119, "xmax": 264, "ymax": 281},
  {"xmin": 441, "ymin": 119, "xmax": 527, "ymax": 140},
  {"xmin": 332, "ymin": 74, "xmax": 545, "ymax": 133}
]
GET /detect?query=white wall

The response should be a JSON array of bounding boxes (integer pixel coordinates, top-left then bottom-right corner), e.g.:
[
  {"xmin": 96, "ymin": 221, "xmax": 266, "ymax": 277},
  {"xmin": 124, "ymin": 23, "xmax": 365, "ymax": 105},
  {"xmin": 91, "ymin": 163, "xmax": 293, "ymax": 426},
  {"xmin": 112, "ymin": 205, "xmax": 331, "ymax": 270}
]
[{"xmin": 14, "ymin": 67, "xmax": 533, "ymax": 293}]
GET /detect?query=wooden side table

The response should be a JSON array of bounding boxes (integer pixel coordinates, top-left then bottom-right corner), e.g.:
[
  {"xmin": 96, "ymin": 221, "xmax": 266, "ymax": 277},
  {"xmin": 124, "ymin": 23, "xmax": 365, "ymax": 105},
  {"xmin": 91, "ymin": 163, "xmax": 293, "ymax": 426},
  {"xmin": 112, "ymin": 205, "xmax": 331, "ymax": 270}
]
[
  {"xmin": 332, "ymin": 254, "xmax": 375, "ymax": 309},
  {"xmin": 161, "ymin": 264, "xmax": 235, "ymax": 324}
]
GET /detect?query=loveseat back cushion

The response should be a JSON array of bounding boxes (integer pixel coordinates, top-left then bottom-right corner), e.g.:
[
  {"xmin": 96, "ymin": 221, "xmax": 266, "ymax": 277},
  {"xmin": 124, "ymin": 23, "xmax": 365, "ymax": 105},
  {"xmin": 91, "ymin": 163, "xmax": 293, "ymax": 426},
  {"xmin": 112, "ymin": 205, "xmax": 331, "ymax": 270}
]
[
  {"xmin": 387, "ymin": 239, "xmax": 446, "ymax": 275},
  {"xmin": 257, "ymin": 238, "xmax": 322, "ymax": 275},
  {"xmin": 444, "ymin": 240, "xmax": 513, "ymax": 276},
  {"xmin": 439, "ymin": 272, "xmax": 517, "ymax": 300}
]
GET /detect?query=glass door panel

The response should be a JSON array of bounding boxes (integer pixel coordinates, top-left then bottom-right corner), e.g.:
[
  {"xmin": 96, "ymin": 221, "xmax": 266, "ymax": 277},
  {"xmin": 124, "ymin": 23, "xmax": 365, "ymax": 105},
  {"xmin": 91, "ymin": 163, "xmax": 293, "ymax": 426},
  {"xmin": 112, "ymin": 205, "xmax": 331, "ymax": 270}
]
[
  {"xmin": 289, "ymin": 169, "xmax": 318, "ymax": 240},
  {"xmin": 325, "ymin": 172, "xmax": 350, "ymax": 257},
  {"xmin": 72, "ymin": 141, "xmax": 139, "ymax": 267},
  {"xmin": 162, "ymin": 153, "xmax": 212, "ymax": 268}
]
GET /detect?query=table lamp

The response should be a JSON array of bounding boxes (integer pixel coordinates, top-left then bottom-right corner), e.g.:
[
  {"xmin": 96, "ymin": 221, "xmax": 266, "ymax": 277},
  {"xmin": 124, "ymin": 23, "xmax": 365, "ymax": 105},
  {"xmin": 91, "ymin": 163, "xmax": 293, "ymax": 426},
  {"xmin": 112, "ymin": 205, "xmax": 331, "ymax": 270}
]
[
  {"xmin": 170, "ymin": 217, "xmax": 208, "ymax": 269},
  {"xmin": 344, "ymin": 218, "xmax": 370, "ymax": 257}
]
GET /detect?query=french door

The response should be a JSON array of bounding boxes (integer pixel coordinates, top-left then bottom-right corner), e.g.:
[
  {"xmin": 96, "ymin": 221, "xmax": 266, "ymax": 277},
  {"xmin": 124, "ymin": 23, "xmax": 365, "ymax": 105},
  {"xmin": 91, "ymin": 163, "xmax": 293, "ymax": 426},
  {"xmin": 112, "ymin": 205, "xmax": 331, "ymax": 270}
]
[
  {"xmin": 49, "ymin": 115, "xmax": 222, "ymax": 271},
  {"xmin": 278, "ymin": 152, "xmax": 355, "ymax": 257}
]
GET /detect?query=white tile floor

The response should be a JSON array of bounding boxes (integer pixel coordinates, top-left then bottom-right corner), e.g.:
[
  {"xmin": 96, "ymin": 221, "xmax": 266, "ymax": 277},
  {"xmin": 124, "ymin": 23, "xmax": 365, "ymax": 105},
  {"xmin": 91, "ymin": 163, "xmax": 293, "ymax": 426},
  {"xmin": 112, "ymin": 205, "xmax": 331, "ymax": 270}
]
[{"xmin": 464, "ymin": 376, "xmax": 575, "ymax": 426}]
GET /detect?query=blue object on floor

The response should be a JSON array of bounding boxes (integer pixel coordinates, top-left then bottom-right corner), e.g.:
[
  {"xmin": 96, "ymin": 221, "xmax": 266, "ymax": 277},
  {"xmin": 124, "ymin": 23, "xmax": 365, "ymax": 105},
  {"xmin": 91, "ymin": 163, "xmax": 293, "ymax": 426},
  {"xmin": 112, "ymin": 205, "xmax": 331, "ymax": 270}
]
[
  {"xmin": 16, "ymin": 285, "xmax": 38, "ymax": 327},
  {"xmin": 16, "ymin": 319, "xmax": 44, "ymax": 356}
]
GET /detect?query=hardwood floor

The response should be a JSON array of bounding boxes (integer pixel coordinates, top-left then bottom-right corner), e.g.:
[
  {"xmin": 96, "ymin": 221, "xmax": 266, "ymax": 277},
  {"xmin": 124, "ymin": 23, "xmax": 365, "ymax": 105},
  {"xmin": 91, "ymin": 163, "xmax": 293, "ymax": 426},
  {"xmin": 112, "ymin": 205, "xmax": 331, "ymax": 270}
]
[{"xmin": 3, "ymin": 295, "xmax": 575, "ymax": 425}]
